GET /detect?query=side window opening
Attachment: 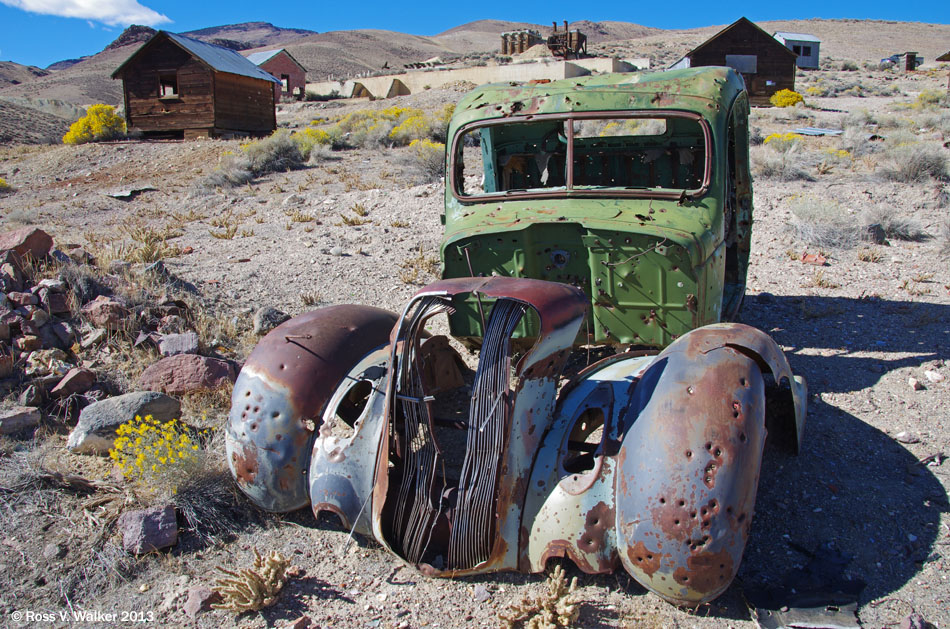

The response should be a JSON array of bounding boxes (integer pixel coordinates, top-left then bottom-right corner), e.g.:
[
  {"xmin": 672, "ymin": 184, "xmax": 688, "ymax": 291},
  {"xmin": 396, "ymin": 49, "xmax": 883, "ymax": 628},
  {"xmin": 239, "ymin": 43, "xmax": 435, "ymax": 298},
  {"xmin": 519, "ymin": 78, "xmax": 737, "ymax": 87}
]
[
  {"xmin": 563, "ymin": 407, "xmax": 605, "ymax": 474},
  {"xmin": 281, "ymin": 74, "xmax": 290, "ymax": 92},
  {"xmin": 159, "ymin": 73, "xmax": 178, "ymax": 98}
]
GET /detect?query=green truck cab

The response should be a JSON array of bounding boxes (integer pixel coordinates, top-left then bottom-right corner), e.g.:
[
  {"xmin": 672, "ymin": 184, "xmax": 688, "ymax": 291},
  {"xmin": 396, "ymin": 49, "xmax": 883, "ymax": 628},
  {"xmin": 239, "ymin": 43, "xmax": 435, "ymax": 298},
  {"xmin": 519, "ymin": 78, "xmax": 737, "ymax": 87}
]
[{"xmin": 442, "ymin": 67, "xmax": 752, "ymax": 347}]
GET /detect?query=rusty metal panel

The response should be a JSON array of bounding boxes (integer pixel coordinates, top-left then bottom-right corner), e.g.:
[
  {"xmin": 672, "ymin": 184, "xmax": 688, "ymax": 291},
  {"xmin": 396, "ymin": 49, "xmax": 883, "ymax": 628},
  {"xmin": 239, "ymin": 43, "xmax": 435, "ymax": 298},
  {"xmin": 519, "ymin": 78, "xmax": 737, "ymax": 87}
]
[{"xmin": 225, "ymin": 305, "xmax": 397, "ymax": 512}]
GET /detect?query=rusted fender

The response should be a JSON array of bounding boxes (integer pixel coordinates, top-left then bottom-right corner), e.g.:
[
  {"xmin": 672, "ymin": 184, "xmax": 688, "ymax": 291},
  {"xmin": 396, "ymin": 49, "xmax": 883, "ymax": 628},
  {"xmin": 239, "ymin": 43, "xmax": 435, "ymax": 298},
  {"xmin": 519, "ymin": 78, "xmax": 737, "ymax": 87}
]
[
  {"xmin": 615, "ymin": 323, "xmax": 806, "ymax": 605},
  {"xmin": 226, "ymin": 305, "xmax": 398, "ymax": 512}
]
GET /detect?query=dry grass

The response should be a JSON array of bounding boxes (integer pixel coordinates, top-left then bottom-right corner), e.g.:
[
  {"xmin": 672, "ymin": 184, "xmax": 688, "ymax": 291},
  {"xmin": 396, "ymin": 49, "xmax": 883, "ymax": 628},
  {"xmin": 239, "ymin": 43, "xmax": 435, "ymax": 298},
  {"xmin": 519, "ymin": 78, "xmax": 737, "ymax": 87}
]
[
  {"xmin": 880, "ymin": 143, "xmax": 949, "ymax": 183},
  {"xmin": 399, "ymin": 245, "xmax": 440, "ymax": 285},
  {"xmin": 857, "ymin": 248, "xmax": 883, "ymax": 263},
  {"xmin": 751, "ymin": 145, "xmax": 815, "ymax": 182},
  {"xmin": 863, "ymin": 206, "xmax": 929, "ymax": 241},
  {"xmin": 788, "ymin": 196, "xmax": 862, "ymax": 249},
  {"xmin": 809, "ymin": 269, "xmax": 840, "ymax": 289}
]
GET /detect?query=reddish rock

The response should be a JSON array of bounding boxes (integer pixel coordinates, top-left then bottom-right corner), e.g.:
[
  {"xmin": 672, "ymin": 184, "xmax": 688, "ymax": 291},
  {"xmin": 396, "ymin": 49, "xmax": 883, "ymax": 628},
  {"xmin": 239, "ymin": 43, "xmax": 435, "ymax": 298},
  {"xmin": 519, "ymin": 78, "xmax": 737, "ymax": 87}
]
[
  {"xmin": 14, "ymin": 335, "xmax": 41, "ymax": 352},
  {"xmin": 50, "ymin": 367, "xmax": 95, "ymax": 397},
  {"xmin": 138, "ymin": 354, "xmax": 236, "ymax": 395},
  {"xmin": 0, "ymin": 263, "xmax": 21, "ymax": 292},
  {"xmin": 81, "ymin": 296, "xmax": 129, "ymax": 331},
  {"xmin": 284, "ymin": 616, "xmax": 313, "ymax": 629},
  {"xmin": 0, "ymin": 406, "xmax": 41, "ymax": 434},
  {"xmin": 117, "ymin": 505, "xmax": 178, "ymax": 554},
  {"xmin": 183, "ymin": 586, "xmax": 222, "ymax": 619},
  {"xmin": 39, "ymin": 289, "xmax": 70, "ymax": 314},
  {"xmin": 0, "ymin": 228, "xmax": 53, "ymax": 260},
  {"xmin": 7, "ymin": 291, "xmax": 37, "ymax": 307},
  {"xmin": 0, "ymin": 353, "xmax": 14, "ymax": 379},
  {"xmin": 0, "ymin": 322, "xmax": 9, "ymax": 342},
  {"xmin": 159, "ymin": 331, "xmax": 199, "ymax": 357}
]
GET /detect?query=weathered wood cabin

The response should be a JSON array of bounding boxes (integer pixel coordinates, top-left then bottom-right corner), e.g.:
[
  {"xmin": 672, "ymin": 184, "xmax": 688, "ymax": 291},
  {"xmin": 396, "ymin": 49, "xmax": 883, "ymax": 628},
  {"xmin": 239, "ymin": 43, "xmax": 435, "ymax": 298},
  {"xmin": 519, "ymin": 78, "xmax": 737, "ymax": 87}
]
[
  {"xmin": 245, "ymin": 49, "xmax": 307, "ymax": 102},
  {"xmin": 938, "ymin": 51, "xmax": 950, "ymax": 90},
  {"xmin": 669, "ymin": 17, "xmax": 797, "ymax": 105},
  {"xmin": 112, "ymin": 31, "xmax": 281, "ymax": 139}
]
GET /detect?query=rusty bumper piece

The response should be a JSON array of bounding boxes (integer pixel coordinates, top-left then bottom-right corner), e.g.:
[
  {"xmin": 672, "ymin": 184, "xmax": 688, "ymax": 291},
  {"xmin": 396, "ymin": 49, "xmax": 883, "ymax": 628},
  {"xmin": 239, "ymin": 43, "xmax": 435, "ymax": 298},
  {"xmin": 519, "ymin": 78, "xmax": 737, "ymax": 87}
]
[{"xmin": 228, "ymin": 279, "xmax": 805, "ymax": 606}]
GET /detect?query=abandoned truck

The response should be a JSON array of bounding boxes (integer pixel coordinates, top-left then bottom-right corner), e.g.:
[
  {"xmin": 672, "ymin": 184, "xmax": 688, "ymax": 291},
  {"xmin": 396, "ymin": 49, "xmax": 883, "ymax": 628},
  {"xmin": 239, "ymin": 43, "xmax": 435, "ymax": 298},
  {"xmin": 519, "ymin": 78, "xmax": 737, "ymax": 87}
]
[{"xmin": 226, "ymin": 67, "xmax": 807, "ymax": 606}]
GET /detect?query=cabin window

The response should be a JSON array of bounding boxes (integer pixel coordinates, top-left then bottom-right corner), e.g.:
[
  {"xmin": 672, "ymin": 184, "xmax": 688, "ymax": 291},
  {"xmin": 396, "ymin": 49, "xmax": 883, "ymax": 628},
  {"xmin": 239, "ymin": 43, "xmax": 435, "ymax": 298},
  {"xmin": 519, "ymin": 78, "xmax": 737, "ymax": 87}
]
[
  {"xmin": 725, "ymin": 54, "xmax": 757, "ymax": 74},
  {"xmin": 281, "ymin": 74, "xmax": 290, "ymax": 92},
  {"xmin": 792, "ymin": 45, "xmax": 802, "ymax": 55},
  {"xmin": 802, "ymin": 46, "xmax": 812, "ymax": 56},
  {"xmin": 159, "ymin": 73, "xmax": 179, "ymax": 98}
]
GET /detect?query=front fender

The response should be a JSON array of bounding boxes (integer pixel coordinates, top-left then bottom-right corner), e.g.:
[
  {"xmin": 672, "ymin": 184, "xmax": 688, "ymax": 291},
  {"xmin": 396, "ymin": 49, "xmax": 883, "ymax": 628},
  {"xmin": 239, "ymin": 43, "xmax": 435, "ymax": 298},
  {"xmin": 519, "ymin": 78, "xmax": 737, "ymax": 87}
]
[
  {"xmin": 615, "ymin": 323, "xmax": 805, "ymax": 605},
  {"xmin": 226, "ymin": 305, "xmax": 397, "ymax": 512}
]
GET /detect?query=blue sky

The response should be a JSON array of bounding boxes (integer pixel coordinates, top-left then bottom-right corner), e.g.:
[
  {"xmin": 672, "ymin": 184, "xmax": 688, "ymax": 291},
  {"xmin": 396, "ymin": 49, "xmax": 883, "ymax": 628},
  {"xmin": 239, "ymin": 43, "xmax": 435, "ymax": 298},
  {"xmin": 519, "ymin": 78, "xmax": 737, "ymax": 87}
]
[{"xmin": 0, "ymin": 0, "xmax": 947, "ymax": 68}]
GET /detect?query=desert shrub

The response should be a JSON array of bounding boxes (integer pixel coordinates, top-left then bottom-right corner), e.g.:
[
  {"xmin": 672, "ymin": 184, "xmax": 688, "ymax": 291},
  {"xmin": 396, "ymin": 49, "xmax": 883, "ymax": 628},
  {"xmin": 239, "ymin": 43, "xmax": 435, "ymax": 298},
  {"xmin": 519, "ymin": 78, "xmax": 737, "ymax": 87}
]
[
  {"xmin": 788, "ymin": 195, "xmax": 861, "ymax": 248},
  {"xmin": 763, "ymin": 132, "xmax": 803, "ymax": 152},
  {"xmin": 770, "ymin": 89, "xmax": 804, "ymax": 108},
  {"xmin": 880, "ymin": 143, "xmax": 948, "ymax": 182},
  {"xmin": 406, "ymin": 138, "xmax": 445, "ymax": 183},
  {"xmin": 840, "ymin": 60, "xmax": 859, "ymax": 71},
  {"xmin": 305, "ymin": 90, "xmax": 340, "ymax": 102},
  {"xmin": 332, "ymin": 106, "xmax": 424, "ymax": 148},
  {"xmin": 838, "ymin": 127, "xmax": 880, "ymax": 157},
  {"xmin": 941, "ymin": 218, "xmax": 950, "ymax": 258},
  {"xmin": 243, "ymin": 130, "xmax": 305, "ymax": 174},
  {"xmin": 430, "ymin": 103, "xmax": 456, "ymax": 142},
  {"xmin": 198, "ymin": 152, "xmax": 254, "ymax": 190},
  {"xmin": 109, "ymin": 414, "xmax": 206, "ymax": 497},
  {"xmin": 389, "ymin": 114, "xmax": 432, "ymax": 145},
  {"xmin": 292, "ymin": 127, "xmax": 333, "ymax": 160},
  {"xmin": 0, "ymin": 177, "xmax": 10, "ymax": 193},
  {"xmin": 912, "ymin": 90, "xmax": 950, "ymax": 110},
  {"xmin": 863, "ymin": 206, "xmax": 928, "ymax": 241},
  {"xmin": 63, "ymin": 104, "xmax": 126, "ymax": 145},
  {"xmin": 752, "ymin": 144, "xmax": 814, "ymax": 181}
]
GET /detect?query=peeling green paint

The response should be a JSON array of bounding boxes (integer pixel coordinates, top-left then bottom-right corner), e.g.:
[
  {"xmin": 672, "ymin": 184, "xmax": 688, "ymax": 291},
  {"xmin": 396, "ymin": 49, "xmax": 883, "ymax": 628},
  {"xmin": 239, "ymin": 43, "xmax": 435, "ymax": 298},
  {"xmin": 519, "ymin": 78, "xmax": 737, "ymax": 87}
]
[{"xmin": 441, "ymin": 67, "xmax": 753, "ymax": 347}]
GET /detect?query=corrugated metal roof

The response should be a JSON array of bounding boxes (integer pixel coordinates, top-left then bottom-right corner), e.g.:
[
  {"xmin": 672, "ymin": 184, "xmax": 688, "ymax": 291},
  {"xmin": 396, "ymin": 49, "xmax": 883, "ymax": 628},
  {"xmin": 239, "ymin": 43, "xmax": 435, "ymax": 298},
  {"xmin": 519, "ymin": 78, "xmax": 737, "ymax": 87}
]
[
  {"xmin": 164, "ymin": 32, "xmax": 280, "ymax": 83},
  {"xmin": 773, "ymin": 32, "xmax": 821, "ymax": 43},
  {"xmin": 245, "ymin": 49, "xmax": 283, "ymax": 66}
]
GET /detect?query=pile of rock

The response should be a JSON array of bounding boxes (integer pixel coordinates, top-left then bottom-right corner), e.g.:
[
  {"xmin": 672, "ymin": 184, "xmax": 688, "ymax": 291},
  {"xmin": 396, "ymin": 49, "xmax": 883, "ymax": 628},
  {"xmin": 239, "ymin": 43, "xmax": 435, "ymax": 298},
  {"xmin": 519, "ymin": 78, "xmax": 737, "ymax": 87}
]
[{"xmin": 0, "ymin": 226, "xmax": 238, "ymax": 441}]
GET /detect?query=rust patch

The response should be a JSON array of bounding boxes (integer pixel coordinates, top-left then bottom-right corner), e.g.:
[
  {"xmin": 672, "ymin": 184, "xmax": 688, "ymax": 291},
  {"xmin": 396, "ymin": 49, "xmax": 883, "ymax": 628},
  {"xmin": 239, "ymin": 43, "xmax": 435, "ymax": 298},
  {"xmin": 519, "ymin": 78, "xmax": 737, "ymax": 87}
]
[
  {"xmin": 580, "ymin": 501, "xmax": 614, "ymax": 553},
  {"xmin": 626, "ymin": 541, "xmax": 662, "ymax": 578},
  {"xmin": 671, "ymin": 548, "xmax": 734, "ymax": 595},
  {"xmin": 651, "ymin": 91, "xmax": 674, "ymax": 106},
  {"xmin": 232, "ymin": 443, "xmax": 258, "ymax": 485},
  {"xmin": 650, "ymin": 494, "xmax": 698, "ymax": 543}
]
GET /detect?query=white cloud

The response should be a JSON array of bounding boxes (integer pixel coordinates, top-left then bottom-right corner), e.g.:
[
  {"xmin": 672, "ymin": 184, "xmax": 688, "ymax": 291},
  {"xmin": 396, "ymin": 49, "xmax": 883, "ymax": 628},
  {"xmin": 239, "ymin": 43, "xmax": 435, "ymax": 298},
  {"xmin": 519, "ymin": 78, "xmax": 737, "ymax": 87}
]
[{"xmin": 1, "ymin": 0, "xmax": 171, "ymax": 27}]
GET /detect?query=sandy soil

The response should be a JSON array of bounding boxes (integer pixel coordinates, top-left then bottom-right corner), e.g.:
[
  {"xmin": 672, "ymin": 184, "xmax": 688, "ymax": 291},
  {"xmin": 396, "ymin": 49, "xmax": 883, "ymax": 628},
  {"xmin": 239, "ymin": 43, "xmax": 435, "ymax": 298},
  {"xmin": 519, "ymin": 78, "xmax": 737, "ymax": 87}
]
[{"xmin": 0, "ymin": 65, "xmax": 948, "ymax": 629}]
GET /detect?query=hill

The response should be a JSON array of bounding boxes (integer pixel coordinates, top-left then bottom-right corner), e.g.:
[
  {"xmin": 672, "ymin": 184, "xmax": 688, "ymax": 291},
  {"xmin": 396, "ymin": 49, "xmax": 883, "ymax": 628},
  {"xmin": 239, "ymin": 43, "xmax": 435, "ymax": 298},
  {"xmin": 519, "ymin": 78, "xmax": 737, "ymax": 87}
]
[{"xmin": 0, "ymin": 61, "xmax": 49, "ymax": 88}]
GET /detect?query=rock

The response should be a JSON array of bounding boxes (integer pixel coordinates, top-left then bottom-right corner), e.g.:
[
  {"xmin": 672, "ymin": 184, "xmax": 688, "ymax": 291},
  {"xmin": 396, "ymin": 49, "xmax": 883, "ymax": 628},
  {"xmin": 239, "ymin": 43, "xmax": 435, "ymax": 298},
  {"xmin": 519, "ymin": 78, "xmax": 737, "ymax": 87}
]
[
  {"xmin": 39, "ymin": 289, "xmax": 70, "ymax": 314},
  {"xmin": 0, "ymin": 263, "xmax": 22, "ymax": 292},
  {"xmin": 283, "ymin": 193, "xmax": 305, "ymax": 207},
  {"xmin": 284, "ymin": 616, "xmax": 312, "ymax": 629},
  {"xmin": 253, "ymin": 306, "xmax": 290, "ymax": 336},
  {"xmin": 895, "ymin": 431, "xmax": 920, "ymax": 444},
  {"xmin": 0, "ymin": 322, "xmax": 8, "ymax": 342},
  {"xmin": 25, "ymin": 348, "xmax": 70, "ymax": 376},
  {"xmin": 63, "ymin": 271, "xmax": 102, "ymax": 304},
  {"xmin": 6, "ymin": 291, "xmax": 37, "ymax": 307},
  {"xmin": 14, "ymin": 335, "xmax": 41, "ymax": 352},
  {"xmin": 0, "ymin": 227, "xmax": 53, "ymax": 259},
  {"xmin": 80, "ymin": 328, "xmax": 107, "ymax": 349},
  {"xmin": 117, "ymin": 505, "xmax": 178, "ymax": 554},
  {"xmin": 138, "ymin": 354, "xmax": 236, "ymax": 395},
  {"xmin": 901, "ymin": 612, "xmax": 931, "ymax": 629},
  {"xmin": 473, "ymin": 584, "xmax": 491, "ymax": 603},
  {"xmin": 865, "ymin": 223, "xmax": 888, "ymax": 245},
  {"xmin": 107, "ymin": 260, "xmax": 131, "ymax": 275},
  {"xmin": 43, "ymin": 542, "xmax": 67, "ymax": 561},
  {"xmin": 81, "ymin": 295, "xmax": 129, "ymax": 331},
  {"xmin": 30, "ymin": 309, "xmax": 50, "ymax": 328},
  {"xmin": 50, "ymin": 321, "xmax": 76, "ymax": 347},
  {"xmin": 755, "ymin": 292, "xmax": 774, "ymax": 304},
  {"xmin": 68, "ymin": 248, "xmax": 96, "ymax": 265},
  {"xmin": 159, "ymin": 331, "xmax": 199, "ymax": 357},
  {"xmin": 0, "ymin": 407, "xmax": 41, "ymax": 434},
  {"xmin": 67, "ymin": 391, "xmax": 181, "ymax": 454},
  {"xmin": 157, "ymin": 314, "xmax": 186, "ymax": 334},
  {"xmin": 50, "ymin": 249, "xmax": 71, "ymax": 264},
  {"xmin": 924, "ymin": 370, "xmax": 945, "ymax": 383},
  {"xmin": 908, "ymin": 377, "xmax": 924, "ymax": 391},
  {"xmin": 330, "ymin": 246, "xmax": 344, "ymax": 257},
  {"xmin": 0, "ymin": 352, "xmax": 13, "ymax": 379},
  {"xmin": 18, "ymin": 385, "xmax": 43, "ymax": 406},
  {"xmin": 37, "ymin": 322, "xmax": 66, "ymax": 350},
  {"xmin": 144, "ymin": 261, "xmax": 170, "ymax": 280},
  {"xmin": 183, "ymin": 585, "xmax": 222, "ymax": 619},
  {"xmin": 50, "ymin": 367, "xmax": 95, "ymax": 397},
  {"xmin": 37, "ymin": 278, "xmax": 66, "ymax": 293}
]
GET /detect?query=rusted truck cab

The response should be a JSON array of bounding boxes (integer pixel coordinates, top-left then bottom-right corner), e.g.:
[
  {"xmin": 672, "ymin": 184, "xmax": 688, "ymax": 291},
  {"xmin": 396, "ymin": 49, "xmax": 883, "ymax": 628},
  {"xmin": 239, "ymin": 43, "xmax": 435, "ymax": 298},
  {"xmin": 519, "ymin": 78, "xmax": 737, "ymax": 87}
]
[{"xmin": 226, "ymin": 67, "xmax": 806, "ymax": 607}]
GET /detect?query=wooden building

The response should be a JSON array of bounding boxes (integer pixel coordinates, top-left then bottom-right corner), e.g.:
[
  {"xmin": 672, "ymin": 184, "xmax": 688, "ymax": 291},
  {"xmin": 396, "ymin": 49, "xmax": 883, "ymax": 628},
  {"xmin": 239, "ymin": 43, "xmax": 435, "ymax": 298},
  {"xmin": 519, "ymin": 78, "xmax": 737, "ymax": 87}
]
[
  {"xmin": 112, "ymin": 31, "xmax": 281, "ymax": 139},
  {"xmin": 938, "ymin": 51, "xmax": 950, "ymax": 90},
  {"xmin": 245, "ymin": 49, "xmax": 307, "ymax": 102},
  {"xmin": 669, "ymin": 17, "xmax": 797, "ymax": 105},
  {"xmin": 773, "ymin": 32, "xmax": 821, "ymax": 69}
]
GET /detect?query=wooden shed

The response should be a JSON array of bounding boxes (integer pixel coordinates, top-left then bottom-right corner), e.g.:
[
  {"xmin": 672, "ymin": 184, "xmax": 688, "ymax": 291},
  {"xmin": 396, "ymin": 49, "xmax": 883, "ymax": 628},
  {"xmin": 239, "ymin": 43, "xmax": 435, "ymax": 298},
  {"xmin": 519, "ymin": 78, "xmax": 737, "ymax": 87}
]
[
  {"xmin": 669, "ymin": 17, "xmax": 797, "ymax": 105},
  {"xmin": 938, "ymin": 51, "xmax": 950, "ymax": 90},
  {"xmin": 245, "ymin": 49, "xmax": 307, "ymax": 102},
  {"xmin": 112, "ymin": 31, "xmax": 281, "ymax": 139}
]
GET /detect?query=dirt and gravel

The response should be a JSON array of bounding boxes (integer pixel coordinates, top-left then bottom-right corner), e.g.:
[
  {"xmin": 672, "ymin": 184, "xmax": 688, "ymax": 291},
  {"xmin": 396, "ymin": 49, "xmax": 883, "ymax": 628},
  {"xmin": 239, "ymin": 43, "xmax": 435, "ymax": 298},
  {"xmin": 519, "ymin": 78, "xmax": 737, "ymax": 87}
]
[{"xmin": 0, "ymin": 62, "xmax": 948, "ymax": 629}]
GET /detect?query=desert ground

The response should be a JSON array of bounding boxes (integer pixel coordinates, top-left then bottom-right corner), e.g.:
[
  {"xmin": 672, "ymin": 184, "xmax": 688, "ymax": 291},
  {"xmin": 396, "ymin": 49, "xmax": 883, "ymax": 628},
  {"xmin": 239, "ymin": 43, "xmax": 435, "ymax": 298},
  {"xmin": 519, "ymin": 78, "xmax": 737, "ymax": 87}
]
[{"xmin": 0, "ymin": 21, "xmax": 949, "ymax": 629}]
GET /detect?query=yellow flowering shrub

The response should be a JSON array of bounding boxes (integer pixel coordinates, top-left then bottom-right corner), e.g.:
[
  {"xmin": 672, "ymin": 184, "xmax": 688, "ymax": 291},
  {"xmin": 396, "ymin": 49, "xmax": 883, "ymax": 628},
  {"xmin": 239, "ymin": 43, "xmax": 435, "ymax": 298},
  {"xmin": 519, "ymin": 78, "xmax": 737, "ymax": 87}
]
[
  {"xmin": 63, "ymin": 104, "xmax": 126, "ymax": 145},
  {"xmin": 763, "ymin": 132, "xmax": 803, "ymax": 152},
  {"xmin": 769, "ymin": 89, "xmax": 804, "ymax": 108},
  {"xmin": 389, "ymin": 114, "xmax": 431, "ymax": 144},
  {"xmin": 407, "ymin": 138, "xmax": 445, "ymax": 182},
  {"xmin": 109, "ymin": 415, "xmax": 205, "ymax": 495},
  {"xmin": 0, "ymin": 177, "xmax": 10, "ymax": 192}
]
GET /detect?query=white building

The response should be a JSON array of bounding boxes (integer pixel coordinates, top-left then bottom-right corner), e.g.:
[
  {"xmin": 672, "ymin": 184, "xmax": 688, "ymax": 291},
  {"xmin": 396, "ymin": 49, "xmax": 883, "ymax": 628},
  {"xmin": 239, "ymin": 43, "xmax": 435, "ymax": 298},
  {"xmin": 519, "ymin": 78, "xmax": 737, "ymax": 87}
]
[{"xmin": 773, "ymin": 32, "xmax": 821, "ymax": 69}]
